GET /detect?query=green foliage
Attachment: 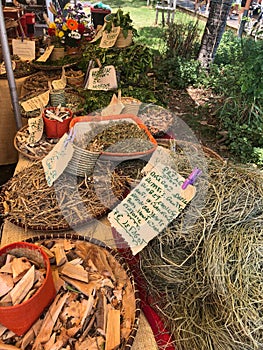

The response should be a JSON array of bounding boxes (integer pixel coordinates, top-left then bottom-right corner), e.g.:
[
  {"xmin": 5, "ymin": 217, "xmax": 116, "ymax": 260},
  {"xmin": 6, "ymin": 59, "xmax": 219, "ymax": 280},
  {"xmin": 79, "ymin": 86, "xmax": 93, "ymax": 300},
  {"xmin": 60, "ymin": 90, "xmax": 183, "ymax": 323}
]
[
  {"xmin": 238, "ymin": 38, "xmax": 263, "ymax": 99},
  {"xmin": 196, "ymin": 30, "xmax": 263, "ymax": 165},
  {"xmin": 155, "ymin": 56, "xmax": 200, "ymax": 89},
  {"xmin": 213, "ymin": 30, "xmax": 242, "ymax": 65},
  {"xmin": 153, "ymin": 19, "xmax": 202, "ymax": 89},
  {"xmin": 80, "ymin": 42, "xmax": 154, "ymax": 88},
  {"xmin": 217, "ymin": 98, "xmax": 263, "ymax": 164},
  {"xmin": 163, "ymin": 19, "xmax": 202, "ymax": 59},
  {"xmin": 78, "ymin": 42, "xmax": 165, "ymax": 112},
  {"xmin": 104, "ymin": 9, "xmax": 138, "ymax": 38}
]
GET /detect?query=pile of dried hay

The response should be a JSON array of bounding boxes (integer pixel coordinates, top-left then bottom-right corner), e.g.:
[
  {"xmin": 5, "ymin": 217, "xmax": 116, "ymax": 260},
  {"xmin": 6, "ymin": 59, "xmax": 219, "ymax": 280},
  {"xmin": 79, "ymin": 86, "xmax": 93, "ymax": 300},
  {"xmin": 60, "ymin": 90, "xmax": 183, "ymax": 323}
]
[{"xmin": 140, "ymin": 158, "xmax": 263, "ymax": 350}]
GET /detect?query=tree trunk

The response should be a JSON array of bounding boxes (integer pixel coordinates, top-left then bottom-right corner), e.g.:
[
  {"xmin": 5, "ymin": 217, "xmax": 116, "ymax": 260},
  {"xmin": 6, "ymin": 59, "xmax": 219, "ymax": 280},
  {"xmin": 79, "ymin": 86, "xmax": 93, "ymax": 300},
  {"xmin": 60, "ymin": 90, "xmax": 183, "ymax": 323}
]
[{"xmin": 198, "ymin": 0, "xmax": 233, "ymax": 70}]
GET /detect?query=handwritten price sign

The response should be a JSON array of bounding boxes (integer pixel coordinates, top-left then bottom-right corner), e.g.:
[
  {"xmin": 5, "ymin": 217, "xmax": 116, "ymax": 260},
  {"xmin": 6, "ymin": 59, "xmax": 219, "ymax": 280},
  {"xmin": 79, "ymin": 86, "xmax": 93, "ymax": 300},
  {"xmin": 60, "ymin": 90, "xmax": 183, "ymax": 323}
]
[{"xmin": 108, "ymin": 147, "xmax": 196, "ymax": 255}]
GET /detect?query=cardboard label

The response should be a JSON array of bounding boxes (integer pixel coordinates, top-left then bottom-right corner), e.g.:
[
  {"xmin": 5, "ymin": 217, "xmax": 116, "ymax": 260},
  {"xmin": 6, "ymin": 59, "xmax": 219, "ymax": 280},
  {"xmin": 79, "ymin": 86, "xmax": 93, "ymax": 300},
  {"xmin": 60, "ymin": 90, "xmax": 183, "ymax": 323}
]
[
  {"xmin": 27, "ymin": 116, "xmax": 44, "ymax": 144},
  {"xmin": 21, "ymin": 90, "xmax": 50, "ymax": 112},
  {"xmin": 36, "ymin": 45, "xmax": 54, "ymax": 62},
  {"xmin": 52, "ymin": 70, "xmax": 67, "ymax": 90},
  {"xmin": 108, "ymin": 147, "xmax": 196, "ymax": 255},
  {"xmin": 90, "ymin": 24, "xmax": 105, "ymax": 43},
  {"xmin": 42, "ymin": 133, "xmax": 74, "ymax": 187},
  {"xmin": 12, "ymin": 39, "xmax": 36, "ymax": 61},
  {"xmin": 99, "ymin": 26, "xmax": 121, "ymax": 48},
  {"xmin": 86, "ymin": 65, "xmax": 117, "ymax": 91}
]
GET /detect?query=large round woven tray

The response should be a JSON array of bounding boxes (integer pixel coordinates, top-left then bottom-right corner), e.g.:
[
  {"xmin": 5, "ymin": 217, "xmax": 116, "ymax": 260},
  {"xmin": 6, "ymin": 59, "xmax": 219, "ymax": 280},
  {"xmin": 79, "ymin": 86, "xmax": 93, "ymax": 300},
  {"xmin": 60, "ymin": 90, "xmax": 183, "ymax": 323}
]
[
  {"xmin": 0, "ymin": 162, "xmax": 138, "ymax": 231},
  {"xmin": 0, "ymin": 233, "xmax": 140, "ymax": 350},
  {"xmin": 30, "ymin": 60, "xmax": 78, "ymax": 71}
]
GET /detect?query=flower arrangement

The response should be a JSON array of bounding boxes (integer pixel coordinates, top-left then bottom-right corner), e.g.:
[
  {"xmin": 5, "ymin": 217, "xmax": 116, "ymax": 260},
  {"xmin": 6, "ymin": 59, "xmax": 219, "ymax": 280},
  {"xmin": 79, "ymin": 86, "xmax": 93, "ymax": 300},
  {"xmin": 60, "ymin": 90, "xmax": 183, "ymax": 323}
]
[{"xmin": 48, "ymin": 2, "xmax": 95, "ymax": 49}]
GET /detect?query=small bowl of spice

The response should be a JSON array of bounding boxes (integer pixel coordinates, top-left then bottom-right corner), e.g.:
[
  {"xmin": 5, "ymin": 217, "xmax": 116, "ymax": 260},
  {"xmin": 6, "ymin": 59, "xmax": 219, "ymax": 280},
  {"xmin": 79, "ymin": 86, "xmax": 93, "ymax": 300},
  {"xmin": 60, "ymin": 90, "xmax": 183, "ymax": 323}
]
[{"xmin": 0, "ymin": 241, "xmax": 56, "ymax": 335}]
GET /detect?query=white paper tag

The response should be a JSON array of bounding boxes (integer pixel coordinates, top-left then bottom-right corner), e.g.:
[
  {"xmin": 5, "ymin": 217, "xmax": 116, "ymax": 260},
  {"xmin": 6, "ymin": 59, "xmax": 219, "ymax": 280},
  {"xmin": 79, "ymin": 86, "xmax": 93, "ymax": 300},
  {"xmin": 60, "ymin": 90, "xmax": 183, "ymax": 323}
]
[
  {"xmin": 27, "ymin": 116, "xmax": 44, "ymax": 144},
  {"xmin": 86, "ymin": 65, "xmax": 117, "ymax": 91},
  {"xmin": 21, "ymin": 90, "xmax": 50, "ymax": 112},
  {"xmin": 108, "ymin": 150, "xmax": 196, "ymax": 255},
  {"xmin": 36, "ymin": 45, "xmax": 54, "ymax": 62},
  {"xmin": 42, "ymin": 133, "xmax": 74, "ymax": 187},
  {"xmin": 52, "ymin": 71, "xmax": 67, "ymax": 90},
  {"xmin": 12, "ymin": 39, "xmax": 36, "ymax": 61}
]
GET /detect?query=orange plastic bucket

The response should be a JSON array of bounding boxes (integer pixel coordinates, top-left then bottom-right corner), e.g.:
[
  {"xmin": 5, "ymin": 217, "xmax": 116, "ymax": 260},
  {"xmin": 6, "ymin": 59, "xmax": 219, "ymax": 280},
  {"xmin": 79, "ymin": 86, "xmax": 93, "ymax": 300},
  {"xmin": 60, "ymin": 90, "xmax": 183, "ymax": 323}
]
[
  {"xmin": 0, "ymin": 242, "xmax": 56, "ymax": 335},
  {"xmin": 43, "ymin": 107, "xmax": 73, "ymax": 138}
]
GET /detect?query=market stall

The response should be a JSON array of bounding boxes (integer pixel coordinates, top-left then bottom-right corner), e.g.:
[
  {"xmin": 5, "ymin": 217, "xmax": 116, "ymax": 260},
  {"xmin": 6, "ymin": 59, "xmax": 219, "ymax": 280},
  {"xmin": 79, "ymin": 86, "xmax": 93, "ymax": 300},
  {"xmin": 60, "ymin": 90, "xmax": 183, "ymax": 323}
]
[{"xmin": 2, "ymin": 1, "xmax": 263, "ymax": 349}]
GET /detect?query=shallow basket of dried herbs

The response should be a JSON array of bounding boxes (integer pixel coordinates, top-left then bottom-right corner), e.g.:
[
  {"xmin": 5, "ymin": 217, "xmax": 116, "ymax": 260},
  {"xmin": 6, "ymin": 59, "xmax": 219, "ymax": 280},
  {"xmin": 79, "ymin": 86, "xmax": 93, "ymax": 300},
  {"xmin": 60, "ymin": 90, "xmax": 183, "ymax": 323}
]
[
  {"xmin": 14, "ymin": 124, "xmax": 59, "ymax": 161},
  {"xmin": 137, "ymin": 104, "xmax": 174, "ymax": 137},
  {"xmin": 139, "ymin": 157, "xmax": 263, "ymax": 350},
  {"xmin": 0, "ymin": 233, "xmax": 140, "ymax": 349},
  {"xmin": 65, "ymin": 114, "xmax": 157, "ymax": 177},
  {"xmin": 21, "ymin": 71, "xmax": 62, "ymax": 97},
  {"xmin": 0, "ymin": 159, "xmax": 145, "ymax": 231}
]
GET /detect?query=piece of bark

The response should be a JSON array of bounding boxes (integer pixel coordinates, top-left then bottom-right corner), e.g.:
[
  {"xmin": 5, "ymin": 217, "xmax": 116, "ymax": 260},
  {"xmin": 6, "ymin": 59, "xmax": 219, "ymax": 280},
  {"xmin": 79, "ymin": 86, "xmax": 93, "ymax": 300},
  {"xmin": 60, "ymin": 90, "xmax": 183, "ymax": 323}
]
[
  {"xmin": 10, "ymin": 265, "xmax": 35, "ymax": 305},
  {"xmin": 60, "ymin": 276, "xmax": 99, "ymax": 298},
  {"xmin": 68, "ymin": 258, "xmax": 83, "ymax": 266},
  {"xmin": 0, "ymin": 293, "xmax": 12, "ymax": 306},
  {"xmin": 32, "ymin": 292, "xmax": 69, "ymax": 349},
  {"xmin": 0, "ymin": 274, "xmax": 14, "ymax": 298},
  {"xmin": 86, "ymin": 259, "xmax": 98, "ymax": 272},
  {"xmin": 75, "ymin": 336, "xmax": 104, "ymax": 350},
  {"xmin": 105, "ymin": 309, "xmax": 121, "ymax": 350},
  {"xmin": 49, "ymin": 339, "xmax": 63, "ymax": 350},
  {"xmin": 43, "ymin": 332, "xmax": 56, "ymax": 349},
  {"xmin": 52, "ymin": 269, "xmax": 66, "ymax": 293},
  {"xmin": 39, "ymin": 245, "xmax": 54, "ymax": 259},
  {"xmin": 96, "ymin": 291, "xmax": 107, "ymax": 334},
  {"xmin": 59, "ymin": 262, "xmax": 89, "ymax": 283},
  {"xmin": 63, "ymin": 240, "xmax": 75, "ymax": 252},
  {"xmin": 0, "ymin": 343, "xmax": 20, "ymax": 349},
  {"xmin": 52, "ymin": 244, "xmax": 67, "ymax": 267},
  {"xmin": 11, "ymin": 257, "xmax": 31, "ymax": 281},
  {"xmin": 0, "ymin": 262, "xmax": 12, "ymax": 274},
  {"xmin": 80, "ymin": 293, "xmax": 95, "ymax": 327}
]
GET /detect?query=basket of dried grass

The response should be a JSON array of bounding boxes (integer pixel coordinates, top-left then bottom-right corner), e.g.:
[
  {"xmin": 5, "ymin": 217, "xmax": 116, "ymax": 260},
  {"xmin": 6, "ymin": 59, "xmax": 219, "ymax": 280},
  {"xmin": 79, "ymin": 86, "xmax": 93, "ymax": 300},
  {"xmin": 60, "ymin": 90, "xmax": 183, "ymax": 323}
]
[{"xmin": 139, "ymin": 156, "xmax": 263, "ymax": 350}]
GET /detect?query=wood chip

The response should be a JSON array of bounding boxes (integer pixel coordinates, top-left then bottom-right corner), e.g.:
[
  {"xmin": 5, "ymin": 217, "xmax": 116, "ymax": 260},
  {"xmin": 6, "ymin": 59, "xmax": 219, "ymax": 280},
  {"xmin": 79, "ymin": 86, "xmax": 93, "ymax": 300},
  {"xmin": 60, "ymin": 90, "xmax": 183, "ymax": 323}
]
[
  {"xmin": 0, "ymin": 274, "xmax": 14, "ymax": 298},
  {"xmin": 105, "ymin": 309, "xmax": 121, "ymax": 350},
  {"xmin": 59, "ymin": 262, "xmax": 89, "ymax": 283},
  {"xmin": 10, "ymin": 265, "xmax": 35, "ymax": 305}
]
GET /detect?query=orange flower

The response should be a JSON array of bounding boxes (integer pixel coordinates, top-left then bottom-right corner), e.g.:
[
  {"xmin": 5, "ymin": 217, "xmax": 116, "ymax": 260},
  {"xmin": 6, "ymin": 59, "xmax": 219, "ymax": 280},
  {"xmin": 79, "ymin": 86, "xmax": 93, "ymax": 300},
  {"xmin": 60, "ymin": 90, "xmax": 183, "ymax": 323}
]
[{"xmin": 66, "ymin": 19, "xmax": 78, "ymax": 31}]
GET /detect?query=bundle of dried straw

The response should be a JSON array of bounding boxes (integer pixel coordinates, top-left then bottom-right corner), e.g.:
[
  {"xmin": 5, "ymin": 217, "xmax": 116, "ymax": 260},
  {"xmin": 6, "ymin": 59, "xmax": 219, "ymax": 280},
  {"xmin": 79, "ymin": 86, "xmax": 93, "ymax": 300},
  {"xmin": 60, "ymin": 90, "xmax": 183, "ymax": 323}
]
[{"xmin": 140, "ymin": 158, "xmax": 263, "ymax": 350}]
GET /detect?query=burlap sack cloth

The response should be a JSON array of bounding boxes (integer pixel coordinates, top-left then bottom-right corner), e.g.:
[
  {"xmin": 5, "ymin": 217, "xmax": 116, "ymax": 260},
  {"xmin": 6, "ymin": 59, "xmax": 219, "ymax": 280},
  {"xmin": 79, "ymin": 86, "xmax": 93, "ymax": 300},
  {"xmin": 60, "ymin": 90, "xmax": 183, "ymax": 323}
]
[
  {"xmin": 0, "ymin": 155, "xmax": 158, "ymax": 350},
  {"xmin": 0, "ymin": 76, "xmax": 28, "ymax": 165}
]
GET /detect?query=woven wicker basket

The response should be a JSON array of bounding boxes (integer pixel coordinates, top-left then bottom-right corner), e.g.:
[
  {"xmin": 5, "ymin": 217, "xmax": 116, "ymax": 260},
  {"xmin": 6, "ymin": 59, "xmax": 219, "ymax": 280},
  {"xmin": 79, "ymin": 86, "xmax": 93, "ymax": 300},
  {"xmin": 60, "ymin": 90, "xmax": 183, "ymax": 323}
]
[
  {"xmin": 1, "ymin": 233, "xmax": 140, "ymax": 350},
  {"xmin": 65, "ymin": 114, "xmax": 158, "ymax": 177}
]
